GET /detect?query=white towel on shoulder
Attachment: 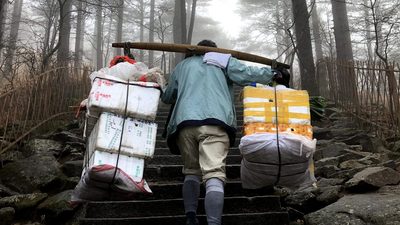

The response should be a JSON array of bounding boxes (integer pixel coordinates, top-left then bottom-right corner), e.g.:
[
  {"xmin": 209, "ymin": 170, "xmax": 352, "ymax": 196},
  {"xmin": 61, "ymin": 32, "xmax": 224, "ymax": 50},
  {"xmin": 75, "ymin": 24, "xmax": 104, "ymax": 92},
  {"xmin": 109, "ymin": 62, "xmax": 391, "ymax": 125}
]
[{"xmin": 203, "ymin": 52, "xmax": 232, "ymax": 69}]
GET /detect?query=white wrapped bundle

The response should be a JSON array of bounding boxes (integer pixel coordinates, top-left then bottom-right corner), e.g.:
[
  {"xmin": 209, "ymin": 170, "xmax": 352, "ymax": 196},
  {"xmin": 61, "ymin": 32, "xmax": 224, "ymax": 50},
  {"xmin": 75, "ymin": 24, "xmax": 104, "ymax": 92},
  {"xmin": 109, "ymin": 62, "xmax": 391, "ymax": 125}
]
[
  {"xmin": 88, "ymin": 112, "xmax": 157, "ymax": 159},
  {"xmin": 105, "ymin": 62, "xmax": 149, "ymax": 81},
  {"xmin": 85, "ymin": 150, "xmax": 145, "ymax": 182},
  {"xmin": 70, "ymin": 130, "xmax": 153, "ymax": 203},
  {"xmin": 87, "ymin": 76, "xmax": 161, "ymax": 121}
]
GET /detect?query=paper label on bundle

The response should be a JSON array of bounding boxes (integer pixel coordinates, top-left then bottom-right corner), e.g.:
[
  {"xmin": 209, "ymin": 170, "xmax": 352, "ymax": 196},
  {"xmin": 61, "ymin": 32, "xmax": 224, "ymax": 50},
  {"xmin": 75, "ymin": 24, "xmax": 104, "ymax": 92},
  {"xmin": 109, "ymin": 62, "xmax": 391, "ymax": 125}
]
[{"xmin": 93, "ymin": 112, "xmax": 157, "ymax": 158}]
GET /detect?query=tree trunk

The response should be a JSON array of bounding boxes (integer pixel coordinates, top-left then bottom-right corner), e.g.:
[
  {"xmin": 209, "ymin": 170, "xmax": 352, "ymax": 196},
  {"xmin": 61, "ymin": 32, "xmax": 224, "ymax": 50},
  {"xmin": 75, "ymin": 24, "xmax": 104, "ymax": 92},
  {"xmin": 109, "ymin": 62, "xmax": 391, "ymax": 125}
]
[
  {"xmin": 4, "ymin": 0, "xmax": 23, "ymax": 78},
  {"xmin": 41, "ymin": 1, "xmax": 59, "ymax": 72},
  {"xmin": 115, "ymin": 0, "xmax": 124, "ymax": 56},
  {"xmin": 275, "ymin": 1, "xmax": 284, "ymax": 61},
  {"xmin": 172, "ymin": 0, "xmax": 186, "ymax": 65},
  {"xmin": 74, "ymin": 0, "xmax": 85, "ymax": 69},
  {"xmin": 291, "ymin": 0, "xmax": 318, "ymax": 96},
  {"xmin": 311, "ymin": 3, "xmax": 328, "ymax": 96},
  {"xmin": 187, "ymin": 0, "xmax": 197, "ymax": 44},
  {"xmin": 95, "ymin": 1, "xmax": 103, "ymax": 70},
  {"xmin": 56, "ymin": 0, "xmax": 72, "ymax": 66},
  {"xmin": 139, "ymin": 0, "xmax": 144, "ymax": 61},
  {"xmin": 331, "ymin": 0, "xmax": 357, "ymax": 104},
  {"xmin": 331, "ymin": 0, "xmax": 354, "ymax": 61},
  {"xmin": 0, "ymin": 0, "xmax": 8, "ymax": 59},
  {"xmin": 282, "ymin": 1, "xmax": 293, "ymax": 65},
  {"xmin": 374, "ymin": 2, "xmax": 384, "ymax": 59},
  {"xmin": 103, "ymin": 13, "xmax": 113, "ymax": 67},
  {"xmin": 363, "ymin": 0, "xmax": 373, "ymax": 61},
  {"xmin": 148, "ymin": 0, "xmax": 155, "ymax": 67},
  {"xmin": 57, "ymin": 0, "xmax": 72, "ymax": 66}
]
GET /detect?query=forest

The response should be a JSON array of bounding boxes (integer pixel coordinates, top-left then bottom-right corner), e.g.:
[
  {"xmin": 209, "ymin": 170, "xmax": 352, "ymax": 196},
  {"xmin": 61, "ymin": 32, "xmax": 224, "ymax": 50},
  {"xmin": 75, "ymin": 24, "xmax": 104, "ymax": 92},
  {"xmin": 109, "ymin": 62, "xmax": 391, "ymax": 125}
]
[
  {"xmin": 0, "ymin": 1, "xmax": 400, "ymax": 224},
  {"xmin": 0, "ymin": 0, "xmax": 400, "ymax": 149}
]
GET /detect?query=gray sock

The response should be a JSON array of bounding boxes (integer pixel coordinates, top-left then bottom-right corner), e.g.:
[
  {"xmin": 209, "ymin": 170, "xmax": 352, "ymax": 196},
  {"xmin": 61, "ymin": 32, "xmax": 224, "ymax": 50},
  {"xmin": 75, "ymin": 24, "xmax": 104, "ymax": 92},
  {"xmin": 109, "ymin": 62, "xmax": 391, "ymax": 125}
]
[
  {"xmin": 183, "ymin": 175, "xmax": 201, "ymax": 214},
  {"xmin": 205, "ymin": 178, "xmax": 224, "ymax": 225}
]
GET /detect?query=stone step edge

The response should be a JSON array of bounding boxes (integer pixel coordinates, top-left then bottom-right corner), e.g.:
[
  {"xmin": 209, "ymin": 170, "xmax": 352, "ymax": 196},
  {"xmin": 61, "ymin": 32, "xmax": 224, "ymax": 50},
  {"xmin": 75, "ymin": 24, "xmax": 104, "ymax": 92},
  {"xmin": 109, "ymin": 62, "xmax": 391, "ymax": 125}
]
[
  {"xmin": 86, "ymin": 195, "xmax": 279, "ymax": 205},
  {"xmin": 146, "ymin": 179, "xmax": 243, "ymax": 186},
  {"xmin": 146, "ymin": 164, "xmax": 241, "ymax": 168},
  {"xmin": 80, "ymin": 211, "xmax": 289, "ymax": 220}
]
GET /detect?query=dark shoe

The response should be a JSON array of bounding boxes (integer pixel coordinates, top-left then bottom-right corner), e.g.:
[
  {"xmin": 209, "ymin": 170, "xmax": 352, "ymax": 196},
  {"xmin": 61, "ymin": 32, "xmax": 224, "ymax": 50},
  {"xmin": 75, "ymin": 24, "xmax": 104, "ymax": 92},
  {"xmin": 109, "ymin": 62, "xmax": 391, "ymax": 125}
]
[{"xmin": 186, "ymin": 217, "xmax": 199, "ymax": 225}]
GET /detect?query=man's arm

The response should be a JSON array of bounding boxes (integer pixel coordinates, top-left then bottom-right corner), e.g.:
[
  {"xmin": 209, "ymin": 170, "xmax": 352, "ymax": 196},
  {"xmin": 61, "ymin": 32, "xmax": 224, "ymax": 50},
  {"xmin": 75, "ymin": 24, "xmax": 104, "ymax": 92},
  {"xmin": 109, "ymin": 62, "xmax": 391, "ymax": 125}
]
[
  {"xmin": 161, "ymin": 69, "xmax": 178, "ymax": 104},
  {"xmin": 226, "ymin": 57, "xmax": 275, "ymax": 86}
]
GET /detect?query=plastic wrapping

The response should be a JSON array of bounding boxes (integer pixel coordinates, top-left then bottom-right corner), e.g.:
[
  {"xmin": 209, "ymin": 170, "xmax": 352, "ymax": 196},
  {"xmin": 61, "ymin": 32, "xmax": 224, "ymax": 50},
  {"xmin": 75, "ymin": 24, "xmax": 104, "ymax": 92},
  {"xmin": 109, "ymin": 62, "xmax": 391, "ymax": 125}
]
[
  {"xmin": 87, "ymin": 77, "xmax": 161, "ymax": 121},
  {"xmin": 239, "ymin": 133, "xmax": 316, "ymax": 189},
  {"xmin": 71, "ymin": 119, "xmax": 153, "ymax": 202}
]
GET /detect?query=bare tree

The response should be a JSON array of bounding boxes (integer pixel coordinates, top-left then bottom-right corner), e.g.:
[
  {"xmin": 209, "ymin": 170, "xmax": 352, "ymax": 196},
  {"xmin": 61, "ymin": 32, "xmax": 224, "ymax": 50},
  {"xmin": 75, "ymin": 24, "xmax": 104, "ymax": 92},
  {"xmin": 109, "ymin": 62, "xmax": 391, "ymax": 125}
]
[
  {"xmin": 57, "ymin": 0, "xmax": 72, "ymax": 66},
  {"xmin": 33, "ymin": 0, "xmax": 59, "ymax": 71},
  {"xmin": 153, "ymin": 1, "xmax": 173, "ymax": 74},
  {"xmin": 0, "ymin": 0, "xmax": 8, "ymax": 58},
  {"xmin": 291, "ymin": 0, "xmax": 318, "ymax": 96},
  {"xmin": 115, "ymin": 0, "xmax": 123, "ymax": 56},
  {"xmin": 4, "ymin": 0, "xmax": 23, "ymax": 77},
  {"xmin": 187, "ymin": 0, "xmax": 197, "ymax": 44},
  {"xmin": 95, "ymin": 0, "xmax": 103, "ymax": 69},
  {"xmin": 139, "ymin": 0, "xmax": 144, "ymax": 61},
  {"xmin": 274, "ymin": 1, "xmax": 284, "ymax": 61},
  {"xmin": 330, "ymin": 0, "xmax": 357, "ymax": 103},
  {"xmin": 331, "ymin": 0, "xmax": 354, "ymax": 61},
  {"xmin": 363, "ymin": 0, "xmax": 373, "ymax": 60},
  {"xmin": 369, "ymin": 0, "xmax": 400, "ymax": 120},
  {"xmin": 172, "ymin": 0, "xmax": 186, "ymax": 65},
  {"xmin": 149, "ymin": 0, "xmax": 155, "ymax": 67},
  {"xmin": 74, "ymin": 0, "xmax": 86, "ymax": 69},
  {"xmin": 282, "ymin": 1, "xmax": 295, "ymax": 66},
  {"xmin": 311, "ymin": 2, "xmax": 328, "ymax": 96}
]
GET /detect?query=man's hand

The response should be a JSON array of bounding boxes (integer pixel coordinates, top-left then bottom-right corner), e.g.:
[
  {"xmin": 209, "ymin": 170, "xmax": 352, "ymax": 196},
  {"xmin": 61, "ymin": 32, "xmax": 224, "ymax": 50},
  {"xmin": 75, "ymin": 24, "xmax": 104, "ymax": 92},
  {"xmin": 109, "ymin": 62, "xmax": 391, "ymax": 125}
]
[{"xmin": 273, "ymin": 68, "xmax": 290, "ymax": 87}]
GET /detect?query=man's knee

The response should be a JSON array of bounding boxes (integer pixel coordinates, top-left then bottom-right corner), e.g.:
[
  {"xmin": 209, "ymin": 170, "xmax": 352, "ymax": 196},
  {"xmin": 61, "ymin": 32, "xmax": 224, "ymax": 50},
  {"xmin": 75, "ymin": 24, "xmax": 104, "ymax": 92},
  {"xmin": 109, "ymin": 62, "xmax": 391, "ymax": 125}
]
[{"xmin": 205, "ymin": 177, "xmax": 224, "ymax": 193}]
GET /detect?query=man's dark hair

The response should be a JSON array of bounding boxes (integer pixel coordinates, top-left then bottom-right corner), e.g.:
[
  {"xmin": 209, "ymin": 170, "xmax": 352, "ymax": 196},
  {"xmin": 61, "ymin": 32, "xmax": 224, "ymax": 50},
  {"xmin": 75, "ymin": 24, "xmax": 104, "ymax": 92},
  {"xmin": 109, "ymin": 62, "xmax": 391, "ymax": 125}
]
[
  {"xmin": 185, "ymin": 40, "xmax": 218, "ymax": 58},
  {"xmin": 274, "ymin": 68, "xmax": 291, "ymax": 88},
  {"xmin": 197, "ymin": 39, "xmax": 217, "ymax": 48}
]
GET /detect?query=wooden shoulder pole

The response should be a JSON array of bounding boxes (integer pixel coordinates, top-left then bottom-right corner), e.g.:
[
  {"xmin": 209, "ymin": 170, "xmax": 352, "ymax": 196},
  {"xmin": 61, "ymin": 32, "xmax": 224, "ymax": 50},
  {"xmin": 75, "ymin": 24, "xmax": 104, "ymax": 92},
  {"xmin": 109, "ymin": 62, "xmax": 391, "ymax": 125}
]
[{"xmin": 112, "ymin": 42, "xmax": 290, "ymax": 69}]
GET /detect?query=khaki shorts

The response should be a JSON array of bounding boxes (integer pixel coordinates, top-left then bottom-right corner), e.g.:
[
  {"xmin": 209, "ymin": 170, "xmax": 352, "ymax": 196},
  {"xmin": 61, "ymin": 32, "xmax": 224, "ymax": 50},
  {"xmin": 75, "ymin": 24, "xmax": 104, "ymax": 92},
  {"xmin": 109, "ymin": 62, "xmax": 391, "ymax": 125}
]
[{"xmin": 177, "ymin": 125, "xmax": 230, "ymax": 183}]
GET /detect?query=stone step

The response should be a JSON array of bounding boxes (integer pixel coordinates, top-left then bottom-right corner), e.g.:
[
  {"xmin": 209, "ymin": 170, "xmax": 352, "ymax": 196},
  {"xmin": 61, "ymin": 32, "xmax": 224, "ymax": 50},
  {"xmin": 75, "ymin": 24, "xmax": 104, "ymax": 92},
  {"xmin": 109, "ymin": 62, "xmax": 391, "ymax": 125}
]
[
  {"xmin": 84, "ymin": 196, "xmax": 283, "ymax": 218},
  {"xmin": 144, "ymin": 164, "xmax": 240, "ymax": 182},
  {"xmin": 132, "ymin": 180, "xmax": 274, "ymax": 200},
  {"xmin": 154, "ymin": 147, "xmax": 241, "ymax": 155},
  {"xmin": 147, "ymin": 154, "xmax": 242, "ymax": 165},
  {"xmin": 80, "ymin": 212, "xmax": 290, "ymax": 225}
]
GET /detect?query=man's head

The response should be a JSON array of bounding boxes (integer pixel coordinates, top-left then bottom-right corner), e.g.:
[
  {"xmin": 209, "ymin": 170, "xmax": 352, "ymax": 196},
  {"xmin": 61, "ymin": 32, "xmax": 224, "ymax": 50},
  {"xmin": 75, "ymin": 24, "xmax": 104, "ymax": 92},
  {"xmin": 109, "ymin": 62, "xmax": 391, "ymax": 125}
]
[
  {"xmin": 185, "ymin": 40, "xmax": 218, "ymax": 58},
  {"xmin": 274, "ymin": 68, "xmax": 291, "ymax": 88},
  {"xmin": 197, "ymin": 39, "xmax": 217, "ymax": 48}
]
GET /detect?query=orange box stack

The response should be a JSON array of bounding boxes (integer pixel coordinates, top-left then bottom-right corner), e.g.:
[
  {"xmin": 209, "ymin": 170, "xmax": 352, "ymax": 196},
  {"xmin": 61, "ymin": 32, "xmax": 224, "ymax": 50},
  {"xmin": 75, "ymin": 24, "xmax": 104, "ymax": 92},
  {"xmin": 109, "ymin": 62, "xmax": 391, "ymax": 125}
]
[{"xmin": 242, "ymin": 86, "xmax": 313, "ymax": 139}]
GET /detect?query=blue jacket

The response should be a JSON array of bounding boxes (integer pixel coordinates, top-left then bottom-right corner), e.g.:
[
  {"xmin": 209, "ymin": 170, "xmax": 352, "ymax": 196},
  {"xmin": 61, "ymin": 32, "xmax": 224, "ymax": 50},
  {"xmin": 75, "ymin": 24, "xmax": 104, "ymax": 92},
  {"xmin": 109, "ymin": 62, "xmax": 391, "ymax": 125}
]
[{"xmin": 161, "ymin": 55, "xmax": 274, "ymax": 154}]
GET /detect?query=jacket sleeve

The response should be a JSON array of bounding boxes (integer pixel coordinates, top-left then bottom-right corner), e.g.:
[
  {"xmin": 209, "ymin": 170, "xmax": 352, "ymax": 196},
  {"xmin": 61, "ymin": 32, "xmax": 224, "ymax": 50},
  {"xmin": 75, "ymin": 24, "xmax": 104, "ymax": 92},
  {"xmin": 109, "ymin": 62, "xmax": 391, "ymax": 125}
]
[
  {"xmin": 161, "ymin": 67, "xmax": 178, "ymax": 104},
  {"xmin": 226, "ymin": 57, "xmax": 275, "ymax": 86}
]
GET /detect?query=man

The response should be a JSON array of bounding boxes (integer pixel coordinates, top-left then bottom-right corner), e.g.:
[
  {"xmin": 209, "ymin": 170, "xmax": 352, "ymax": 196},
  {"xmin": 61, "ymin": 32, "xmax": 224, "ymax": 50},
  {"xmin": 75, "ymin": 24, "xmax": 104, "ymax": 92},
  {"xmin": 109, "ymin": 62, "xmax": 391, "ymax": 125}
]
[{"xmin": 161, "ymin": 40, "xmax": 283, "ymax": 225}]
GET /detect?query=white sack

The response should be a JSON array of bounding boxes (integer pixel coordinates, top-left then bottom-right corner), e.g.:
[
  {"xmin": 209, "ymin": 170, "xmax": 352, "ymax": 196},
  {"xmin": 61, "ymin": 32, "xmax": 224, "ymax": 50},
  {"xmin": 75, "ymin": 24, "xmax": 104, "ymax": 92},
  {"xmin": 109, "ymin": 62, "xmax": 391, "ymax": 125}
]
[{"xmin": 239, "ymin": 133, "xmax": 316, "ymax": 189}]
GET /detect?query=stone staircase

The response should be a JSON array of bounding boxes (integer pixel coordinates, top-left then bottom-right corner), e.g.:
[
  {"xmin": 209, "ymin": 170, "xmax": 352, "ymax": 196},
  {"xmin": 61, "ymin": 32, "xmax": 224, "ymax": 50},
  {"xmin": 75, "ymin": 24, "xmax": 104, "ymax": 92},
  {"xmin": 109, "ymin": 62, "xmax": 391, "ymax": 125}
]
[{"xmin": 79, "ymin": 86, "xmax": 290, "ymax": 225}]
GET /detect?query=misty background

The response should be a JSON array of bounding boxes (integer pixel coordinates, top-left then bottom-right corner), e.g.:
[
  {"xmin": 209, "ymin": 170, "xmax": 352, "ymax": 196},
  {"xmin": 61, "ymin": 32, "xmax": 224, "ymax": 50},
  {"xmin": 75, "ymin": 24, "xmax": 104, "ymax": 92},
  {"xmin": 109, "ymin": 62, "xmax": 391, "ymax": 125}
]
[{"xmin": 0, "ymin": 0, "xmax": 399, "ymax": 94}]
